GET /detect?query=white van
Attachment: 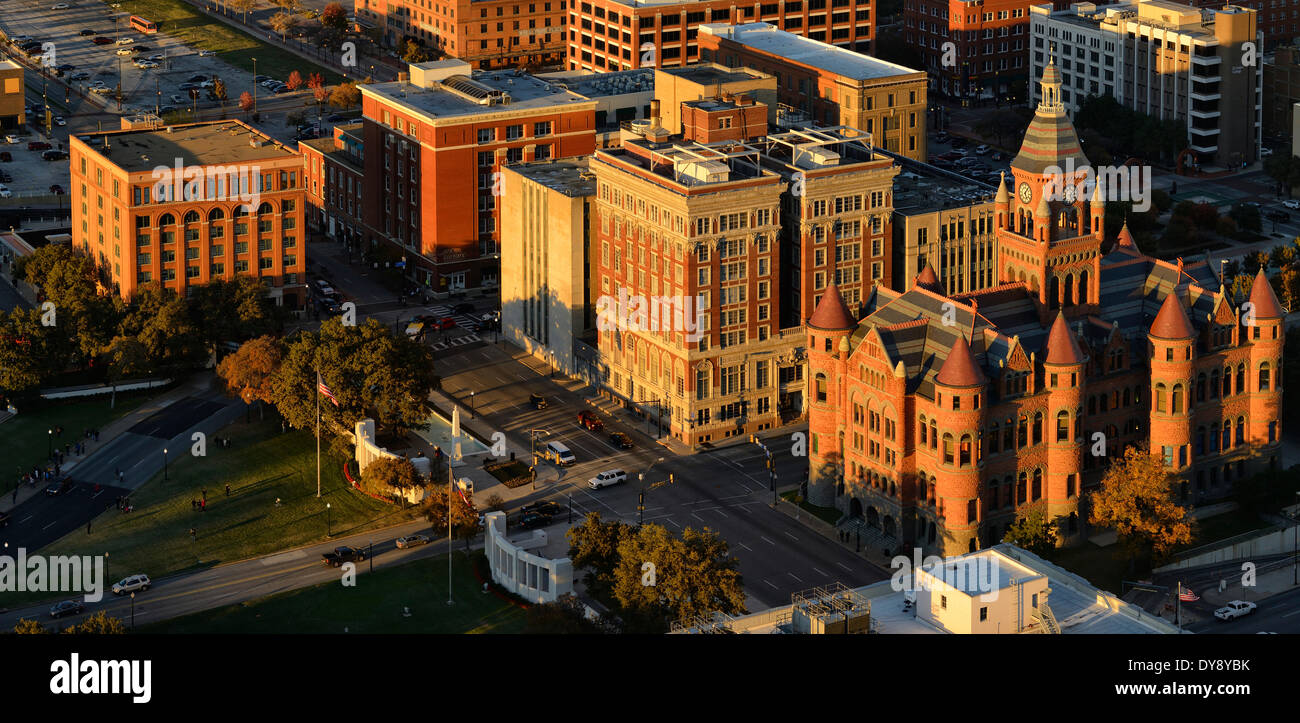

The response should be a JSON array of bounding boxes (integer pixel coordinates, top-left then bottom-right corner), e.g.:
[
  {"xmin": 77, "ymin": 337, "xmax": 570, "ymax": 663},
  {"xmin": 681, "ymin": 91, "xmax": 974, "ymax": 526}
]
[
  {"xmin": 544, "ymin": 441, "xmax": 575, "ymax": 466},
  {"xmin": 588, "ymin": 469, "xmax": 627, "ymax": 489}
]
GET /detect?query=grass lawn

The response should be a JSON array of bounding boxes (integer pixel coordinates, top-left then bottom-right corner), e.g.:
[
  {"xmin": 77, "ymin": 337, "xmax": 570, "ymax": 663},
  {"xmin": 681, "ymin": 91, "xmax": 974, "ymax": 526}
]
[
  {"xmin": 112, "ymin": 0, "xmax": 346, "ymax": 85},
  {"xmin": 0, "ymin": 396, "xmax": 147, "ymax": 487},
  {"xmin": 31, "ymin": 418, "xmax": 420, "ymax": 600},
  {"xmin": 144, "ymin": 551, "xmax": 527, "ymax": 634},
  {"xmin": 780, "ymin": 490, "xmax": 842, "ymax": 526}
]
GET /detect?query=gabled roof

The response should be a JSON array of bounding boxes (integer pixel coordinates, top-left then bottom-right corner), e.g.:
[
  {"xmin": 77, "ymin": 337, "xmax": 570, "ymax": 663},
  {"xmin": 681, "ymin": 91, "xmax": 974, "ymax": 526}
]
[
  {"xmin": 935, "ymin": 334, "xmax": 986, "ymax": 387},
  {"xmin": 1248, "ymin": 268, "xmax": 1285, "ymax": 319},
  {"xmin": 808, "ymin": 283, "xmax": 856, "ymax": 330},
  {"xmin": 1150, "ymin": 289, "xmax": 1197, "ymax": 340},
  {"xmin": 1043, "ymin": 312, "xmax": 1086, "ymax": 365}
]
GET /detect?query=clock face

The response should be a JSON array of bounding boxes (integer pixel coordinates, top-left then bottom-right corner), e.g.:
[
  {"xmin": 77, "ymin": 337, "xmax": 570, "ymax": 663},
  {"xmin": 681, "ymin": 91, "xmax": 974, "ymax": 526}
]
[
  {"xmin": 1019, "ymin": 183, "xmax": 1033, "ymax": 204},
  {"xmin": 1063, "ymin": 184, "xmax": 1077, "ymax": 203}
]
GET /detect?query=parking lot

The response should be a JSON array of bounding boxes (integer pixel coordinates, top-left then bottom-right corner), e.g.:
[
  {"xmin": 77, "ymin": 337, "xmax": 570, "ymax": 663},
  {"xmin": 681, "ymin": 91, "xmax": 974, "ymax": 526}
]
[{"xmin": 1, "ymin": 0, "xmax": 312, "ymax": 125}]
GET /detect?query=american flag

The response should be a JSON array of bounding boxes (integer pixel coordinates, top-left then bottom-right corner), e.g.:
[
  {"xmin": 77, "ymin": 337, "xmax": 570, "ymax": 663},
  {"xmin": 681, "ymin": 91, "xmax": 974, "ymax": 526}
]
[
  {"xmin": 454, "ymin": 480, "xmax": 471, "ymax": 507},
  {"xmin": 1179, "ymin": 589, "xmax": 1199, "ymax": 602},
  {"xmin": 317, "ymin": 373, "xmax": 339, "ymax": 407}
]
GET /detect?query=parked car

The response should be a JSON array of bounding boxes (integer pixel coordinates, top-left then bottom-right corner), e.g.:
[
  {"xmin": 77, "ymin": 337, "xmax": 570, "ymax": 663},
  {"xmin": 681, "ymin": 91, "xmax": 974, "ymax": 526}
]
[
  {"xmin": 45, "ymin": 478, "xmax": 72, "ymax": 495},
  {"xmin": 1283, "ymin": 199, "xmax": 1300, "ymax": 210},
  {"xmin": 49, "ymin": 600, "xmax": 85, "ymax": 618},
  {"xmin": 179, "ymin": 82, "xmax": 198, "ymax": 90},
  {"xmin": 112, "ymin": 574, "xmax": 151, "ymax": 595},
  {"xmin": 169, "ymin": 94, "xmax": 185, "ymax": 104},
  {"xmin": 608, "ymin": 431, "xmax": 633, "ymax": 449},
  {"xmin": 974, "ymin": 144, "xmax": 991, "ymax": 155},
  {"xmin": 529, "ymin": 393, "xmax": 547, "ymax": 409},
  {"xmin": 253, "ymin": 74, "xmax": 270, "ymax": 83},
  {"xmin": 116, "ymin": 37, "xmax": 134, "ymax": 45},
  {"xmin": 69, "ymin": 71, "xmax": 90, "ymax": 81},
  {"xmin": 588, "ymin": 468, "xmax": 628, "ymax": 490},
  {"xmin": 42, "ymin": 150, "xmax": 67, "ymax": 161},
  {"xmin": 395, "ymin": 534, "xmax": 429, "ymax": 549},
  {"xmin": 520, "ymin": 500, "xmax": 563, "ymax": 517},
  {"xmin": 53, "ymin": 116, "xmax": 65, "ymax": 126},
  {"xmin": 92, "ymin": 37, "xmax": 114, "ymax": 45},
  {"xmin": 321, "ymin": 546, "xmax": 366, "ymax": 567},
  {"xmin": 80, "ymin": 29, "xmax": 97, "ymax": 36},
  {"xmin": 134, "ymin": 45, "xmax": 152, "ymax": 53},
  {"xmin": 518, "ymin": 511, "xmax": 552, "ymax": 529},
  {"xmin": 577, "ymin": 409, "xmax": 604, "ymax": 431},
  {"xmin": 0, "ymin": 188, "xmax": 11, "ymax": 199},
  {"xmin": 1265, "ymin": 210, "xmax": 1289, "ymax": 222},
  {"xmin": 115, "ymin": 48, "xmax": 133, "ymax": 56},
  {"xmin": 1214, "ymin": 600, "xmax": 1257, "ymax": 621}
]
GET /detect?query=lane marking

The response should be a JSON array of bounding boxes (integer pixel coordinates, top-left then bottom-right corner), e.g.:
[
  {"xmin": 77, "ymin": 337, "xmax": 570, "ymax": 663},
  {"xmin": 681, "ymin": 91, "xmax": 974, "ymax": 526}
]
[
  {"xmin": 1282, "ymin": 609, "xmax": 1300, "ymax": 618},
  {"xmin": 836, "ymin": 562, "xmax": 852, "ymax": 572},
  {"xmin": 759, "ymin": 536, "xmax": 776, "ymax": 546},
  {"xmin": 737, "ymin": 542, "xmax": 754, "ymax": 552},
  {"xmin": 784, "ymin": 531, "xmax": 799, "ymax": 541},
  {"xmin": 789, "ymin": 572, "xmax": 803, "ymax": 583},
  {"xmin": 812, "ymin": 567, "xmax": 827, "ymax": 577},
  {"xmin": 763, "ymin": 580, "xmax": 779, "ymax": 590}
]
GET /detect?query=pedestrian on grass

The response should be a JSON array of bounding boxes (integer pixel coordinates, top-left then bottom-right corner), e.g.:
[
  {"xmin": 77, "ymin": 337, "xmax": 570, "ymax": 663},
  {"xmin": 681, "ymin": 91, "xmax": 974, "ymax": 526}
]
[
  {"xmin": 225, "ymin": 483, "xmax": 230, "ymax": 497},
  {"xmin": 189, "ymin": 527, "xmax": 196, "ymax": 541}
]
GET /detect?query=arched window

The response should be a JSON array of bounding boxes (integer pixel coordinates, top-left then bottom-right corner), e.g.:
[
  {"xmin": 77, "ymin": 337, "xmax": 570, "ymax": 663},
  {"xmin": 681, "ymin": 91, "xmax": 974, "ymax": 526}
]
[
  {"xmin": 1123, "ymin": 387, "xmax": 1131, "ymax": 407},
  {"xmin": 1259, "ymin": 362, "xmax": 1271, "ymax": 391},
  {"xmin": 989, "ymin": 424, "xmax": 1000, "ymax": 454},
  {"xmin": 959, "ymin": 434, "xmax": 972, "ymax": 466},
  {"xmin": 1210, "ymin": 369, "xmax": 1220, "ymax": 399},
  {"xmin": 257, "ymin": 201, "xmax": 275, "ymax": 215},
  {"xmin": 929, "ymin": 419, "xmax": 937, "ymax": 449},
  {"xmin": 1056, "ymin": 410, "xmax": 1070, "ymax": 442},
  {"xmin": 1003, "ymin": 417, "xmax": 1014, "ymax": 450},
  {"xmin": 919, "ymin": 414, "xmax": 928, "ymax": 445},
  {"xmin": 1155, "ymin": 383, "xmax": 1167, "ymax": 413},
  {"xmin": 183, "ymin": 210, "xmax": 200, "ymax": 225},
  {"xmin": 1032, "ymin": 412, "xmax": 1043, "ymax": 444},
  {"xmin": 1236, "ymin": 364, "xmax": 1245, "ymax": 394},
  {"xmin": 1032, "ymin": 469, "xmax": 1042, "ymax": 501},
  {"xmin": 1236, "ymin": 416, "xmax": 1245, "ymax": 446},
  {"xmin": 1196, "ymin": 373, "xmax": 1206, "ymax": 402},
  {"xmin": 158, "ymin": 213, "xmax": 176, "ymax": 226},
  {"xmin": 1017, "ymin": 416, "xmax": 1028, "ymax": 447},
  {"xmin": 208, "ymin": 209, "xmax": 225, "ymax": 223},
  {"xmin": 1171, "ymin": 384, "xmax": 1184, "ymax": 414},
  {"xmin": 943, "ymin": 434, "xmax": 955, "ymax": 464},
  {"xmin": 1195, "ymin": 426, "xmax": 1206, "ymax": 456},
  {"xmin": 1016, "ymin": 473, "xmax": 1027, "ymax": 504},
  {"xmin": 814, "ymin": 373, "xmax": 827, "ymax": 403},
  {"xmin": 1223, "ymin": 366, "xmax": 1233, "ymax": 396},
  {"xmin": 1222, "ymin": 420, "xmax": 1232, "ymax": 450}
]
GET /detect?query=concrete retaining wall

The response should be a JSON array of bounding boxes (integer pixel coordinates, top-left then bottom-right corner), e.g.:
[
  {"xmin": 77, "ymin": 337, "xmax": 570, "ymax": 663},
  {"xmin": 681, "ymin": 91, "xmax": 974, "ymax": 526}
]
[{"xmin": 483, "ymin": 511, "xmax": 573, "ymax": 604}]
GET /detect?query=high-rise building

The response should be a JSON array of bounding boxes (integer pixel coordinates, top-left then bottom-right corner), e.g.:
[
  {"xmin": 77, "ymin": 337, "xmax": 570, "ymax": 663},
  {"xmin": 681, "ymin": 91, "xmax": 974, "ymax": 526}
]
[
  {"xmin": 1028, "ymin": 0, "xmax": 1262, "ymax": 168},
  {"xmin": 353, "ymin": 0, "xmax": 567, "ymax": 69},
  {"xmin": 1184, "ymin": 0, "xmax": 1295, "ymax": 49},
  {"xmin": 566, "ymin": 0, "xmax": 876, "ymax": 72},
  {"xmin": 1263, "ymin": 45, "xmax": 1300, "ymax": 136},
  {"xmin": 698, "ymin": 22, "xmax": 929, "ymax": 161},
  {"xmin": 69, "ymin": 120, "xmax": 308, "ymax": 306},
  {"xmin": 806, "ymin": 62, "xmax": 1283, "ymax": 556}
]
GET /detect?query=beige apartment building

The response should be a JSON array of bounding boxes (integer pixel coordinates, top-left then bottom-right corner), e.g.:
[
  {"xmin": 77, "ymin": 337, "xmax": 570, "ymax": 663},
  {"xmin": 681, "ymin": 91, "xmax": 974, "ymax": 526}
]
[
  {"xmin": 590, "ymin": 137, "xmax": 806, "ymax": 445},
  {"xmin": 0, "ymin": 60, "xmax": 24, "ymax": 129}
]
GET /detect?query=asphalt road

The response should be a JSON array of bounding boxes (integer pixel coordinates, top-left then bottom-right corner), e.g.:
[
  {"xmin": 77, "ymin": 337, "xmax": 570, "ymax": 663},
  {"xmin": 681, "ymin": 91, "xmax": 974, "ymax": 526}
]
[
  {"xmin": 1187, "ymin": 586, "xmax": 1300, "ymax": 634},
  {"xmin": 432, "ymin": 340, "xmax": 890, "ymax": 611},
  {"xmin": 1, "ymin": 479, "xmax": 129, "ymax": 550}
]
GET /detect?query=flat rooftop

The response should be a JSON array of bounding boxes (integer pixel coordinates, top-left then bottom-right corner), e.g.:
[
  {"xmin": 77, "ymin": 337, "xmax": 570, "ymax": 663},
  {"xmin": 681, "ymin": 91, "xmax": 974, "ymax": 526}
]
[
  {"xmin": 700, "ymin": 23, "xmax": 923, "ymax": 81},
  {"xmin": 76, "ymin": 121, "xmax": 298, "ymax": 173},
  {"xmin": 363, "ymin": 71, "xmax": 593, "ymax": 120},
  {"xmin": 887, "ymin": 150, "xmax": 999, "ymax": 214},
  {"xmin": 508, "ymin": 158, "xmax": 595, "ymax": 197},
  {"xmin": 0, "ymin": 59, "xmax": 22, "ymax": 72},
  {"xmin": 539, "ymin": 68, "xmax": 655, "ymax": 98},
  {"xmin": 597, "ymin": 139, "xmax": 773, "ymax": 188},
  {"xmin": 659, "ymin": 64, "xmax": 768, "ymax": 86}
]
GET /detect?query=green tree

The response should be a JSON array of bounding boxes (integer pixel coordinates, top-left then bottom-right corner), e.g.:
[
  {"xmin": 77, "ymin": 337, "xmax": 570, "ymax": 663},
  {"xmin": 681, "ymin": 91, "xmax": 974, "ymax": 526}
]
[
  {"xmin": 0, "ymin": 308, "xmax": 57, "ymax": 396},
  {"xmin": 610, "ymin": 524, "xmax": 745, "ymax": 632},
  {"xmin": 524, "ymin": 596, "xmax": 615, "ymax": 634},
  {"xmin": 402, "ymin": 39, "xmax": 431, "ymax": 63},
  {"xmin": 566, "ymin": 513, "xmax": 632, "ymax": 601},
  {"xmin": 188, "ymin": 276, "xmax": 279, "ymax": 349},
  {"xmin": 360, "ymin": 457, "xmax": 424, "ymax": 498},
  {"xmin": 63, "ymin": 611, "xmax": 127, "ymax": 634},
  {"xmin": 1088, "ymin": 445, "xmax": 1194, "ymax": 565},
  {"xmin": 1002, "ymin": 507, "xmax": 1058, "ymax": 558}
]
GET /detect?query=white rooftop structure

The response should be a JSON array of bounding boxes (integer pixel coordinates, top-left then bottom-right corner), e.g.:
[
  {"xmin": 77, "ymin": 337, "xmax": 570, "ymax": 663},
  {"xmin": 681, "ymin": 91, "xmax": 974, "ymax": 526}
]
[{"xmin": 699, "ymin": 23, "xmax": 922, "ymax": 81}]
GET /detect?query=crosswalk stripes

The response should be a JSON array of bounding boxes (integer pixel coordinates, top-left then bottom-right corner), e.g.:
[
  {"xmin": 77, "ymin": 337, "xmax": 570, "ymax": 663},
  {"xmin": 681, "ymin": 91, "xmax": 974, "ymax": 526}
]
[
  {"xmin": 425, "ymin": 306, "xmax": 479, "ymax": 331},
  {"xmin": 429, "ymin": 333, "xmax": 481, "ymax": 351}
]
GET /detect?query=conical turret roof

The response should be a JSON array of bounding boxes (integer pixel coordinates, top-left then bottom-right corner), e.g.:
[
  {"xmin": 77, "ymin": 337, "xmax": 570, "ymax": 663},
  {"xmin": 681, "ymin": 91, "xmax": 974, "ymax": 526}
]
[
  {"xmin": 1150, "ymin": 289, "xmax": 1197, "ymax": 340},
  {"xmin": 808, "ymin": 283, "xmax": 856, "ymax": 330},
  {"xmin": 1043, "ymin": 312, "xmax": 1085, "ymax": 365},
  {"xmin": 935, "ymin": 335, "xmax": 986, "ymax": 387}
]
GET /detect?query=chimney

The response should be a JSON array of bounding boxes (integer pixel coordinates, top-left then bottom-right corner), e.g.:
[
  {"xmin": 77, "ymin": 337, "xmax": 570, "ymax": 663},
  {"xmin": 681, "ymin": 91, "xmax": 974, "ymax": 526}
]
[
  {"xmin": 398, "ymin": 71, "xmax": 409, "ymax": 86},
  {"xmin": 650, "ymin": 99, "xmax": 661, "ymax": 124}
]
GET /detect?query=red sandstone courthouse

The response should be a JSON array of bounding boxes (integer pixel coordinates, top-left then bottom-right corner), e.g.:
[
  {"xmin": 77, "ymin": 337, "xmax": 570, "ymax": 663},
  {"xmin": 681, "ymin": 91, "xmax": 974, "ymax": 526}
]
[{"xmin": 806, "ymin": 60, "xmax": 1284, "ymax": 556}]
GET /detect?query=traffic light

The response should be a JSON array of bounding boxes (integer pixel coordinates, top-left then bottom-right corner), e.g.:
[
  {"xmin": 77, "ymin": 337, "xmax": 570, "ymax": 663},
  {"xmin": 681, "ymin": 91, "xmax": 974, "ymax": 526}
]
[
  {"xmin": 749, "ymin": 434, "xmax": 756, "ymax": 444},
  {"xmin": 668, "ymin": 473, "xmax": 674, "ymax": 485}
]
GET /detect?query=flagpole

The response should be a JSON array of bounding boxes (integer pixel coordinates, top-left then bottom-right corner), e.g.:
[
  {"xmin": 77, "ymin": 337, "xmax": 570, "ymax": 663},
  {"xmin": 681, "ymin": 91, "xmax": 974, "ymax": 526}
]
[
  {"xmin": 316, "ymin": 367, "xmax": 321, "ymax": 499},
  {"xmin": 447, "ymin": 464, "xmax": 454, "ymax": 606},
  {"xmin": 1176, "ymin": 581, "xmax": 1182, "ymax": 634}
]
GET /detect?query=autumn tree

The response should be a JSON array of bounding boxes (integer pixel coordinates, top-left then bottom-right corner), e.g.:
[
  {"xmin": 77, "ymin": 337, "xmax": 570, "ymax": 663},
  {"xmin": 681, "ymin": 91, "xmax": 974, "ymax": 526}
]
[
  {"xmin": 328, "ymin": 81, "xmax": 360, "ymax": 109},
  {"xmin": 285, "ymin": 70, "xmax": 305, "ymax": 91},
  {"xmin": 402, "ymin": 39, "xmax": 431, "ymax": 63},
  {"xmin": 238, "ymin": 91, "xmax": 254, "ymax": 115},
  {"xmin": 230, "ymin": 0, "xmax": 257, "ymax": 23},
  {"xmin": 63, "ymin": 611, "xmax": 127, "ymax": 634},
  {"xmin": 1002, "ymin": 507, "xmax": 1059, "ymax": 558},
  {"xmin": 212, "ymin": 78, "xmax": 228, "ymax": 103},
  {"xmin": 217, "ymin": 335, "xmax": 284, "ymax": 411},
  {"xmin": 1088, "ymin": 445, "xmax": 1194, "ymax": 565},
  {"xmin": 321, "ymin": 2, "xmax": 349, "ymax": 33},
  {"xmin": 422, "ymin": 483, "xmax": 478, "ymax": 544},
  {"xmin": 566, "ymin": 513, "xmax": 632, "ymax": 601},
  {"xmin": 611, "ymin": 524, "xmax": 745, "ymax": 632},
  {"xmin": 360, "ymin": 457, "xmax": 424, "ymax": 498},
  {"xmin": 270, "ymin": 11, "xmax": 297, "ymax": 42}
]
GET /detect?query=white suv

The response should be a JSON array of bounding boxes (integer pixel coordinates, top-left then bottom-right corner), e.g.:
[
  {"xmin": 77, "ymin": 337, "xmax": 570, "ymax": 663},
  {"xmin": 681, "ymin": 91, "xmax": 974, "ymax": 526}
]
[
  {"xmin": 112, "ymin": 574, "xmax": 151, "ymax": 595},
  {"xmin": 588, "ymin": 469, "xmax": 628, "ymax": 490}
]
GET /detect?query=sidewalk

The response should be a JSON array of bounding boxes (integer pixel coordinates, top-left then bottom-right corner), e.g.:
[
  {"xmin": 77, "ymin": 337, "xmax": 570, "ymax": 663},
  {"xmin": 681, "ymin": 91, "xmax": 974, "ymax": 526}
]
[{"xmin": 0, "ymin": 374, "xmax": 218, "ymax": 515}]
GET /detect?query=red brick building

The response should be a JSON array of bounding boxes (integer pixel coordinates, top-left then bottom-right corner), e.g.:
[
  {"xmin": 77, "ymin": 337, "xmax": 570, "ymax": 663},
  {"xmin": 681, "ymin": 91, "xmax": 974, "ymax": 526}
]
[
  {"xmin": 1185, "ymin": 0, "xmax": 1293, "ymax": 49},
  {"xmin": 806, "ymin": 63, "xmax": 1284, "ymax": 555},
  {"xmin": 300, "ymin": 123, "xmax": 366, "ymax": 252},
  {"xmin": 70, "ymin": 120, "xmax": 309, "ymax": 307},
  {"xmin": 357, "ymin": 61, "xmax": 597, "ymax": 294},
  {"xmin": 354, "ymin": 0, "xmax": 568, "ymax": 68},
  {"xmin": 905, "ymin": 0, "xmax": 1072, "ymax": 99},
  {"xmin": 567, "ymin": 0, "xmax": 876, "ymax": 72}
]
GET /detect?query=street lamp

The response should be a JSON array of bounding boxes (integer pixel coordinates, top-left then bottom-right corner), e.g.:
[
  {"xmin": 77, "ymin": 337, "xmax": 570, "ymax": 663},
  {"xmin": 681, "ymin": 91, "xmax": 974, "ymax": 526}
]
[
  {"xmin": 162, "ymin": 448, "xmax": 168, "ymax": 481},
  {"xmin": 47, "ymin": 429, "xmax": 52, "ymax": 458},
  {"xmin": 470, "ymin": 390, "xmax": 475, "ymax": 418},
  {"xmin": 326, "ymin": 502, "xmax": 332, "ymax": 536},
  {"xmin": 130, "ymin": 591, "xmax": 135, "ymax": 629},
  {"xmin": 252, "ymin": 57, "xmax": 258, "ymax": 116}
]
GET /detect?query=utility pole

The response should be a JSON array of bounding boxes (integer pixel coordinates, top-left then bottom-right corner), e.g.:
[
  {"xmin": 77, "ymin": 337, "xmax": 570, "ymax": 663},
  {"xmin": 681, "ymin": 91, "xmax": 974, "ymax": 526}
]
[
  {"xmin": 446, "ymin": 464, "xmax": 454, "ymax": 607},
  {"xmin": 750, "ymin": 435, "xmax": 776, "ymax": 505}
]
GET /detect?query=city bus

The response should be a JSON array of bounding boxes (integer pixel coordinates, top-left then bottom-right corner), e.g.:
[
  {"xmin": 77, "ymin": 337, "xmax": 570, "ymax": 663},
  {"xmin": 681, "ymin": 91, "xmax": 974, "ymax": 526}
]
[{"xmin": 129, "ymin": 15, "xmax": 158, "ymax": 34}]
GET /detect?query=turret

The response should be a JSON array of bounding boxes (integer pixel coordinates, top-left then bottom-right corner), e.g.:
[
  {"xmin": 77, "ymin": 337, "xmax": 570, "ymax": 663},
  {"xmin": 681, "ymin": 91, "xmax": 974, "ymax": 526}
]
[
  {"xmin": 1089, "ymin": 176, "xmax": 1105, "ymax": 238},
  {"xmin": 995, "ymin": 172, "xmax": 1010, "ymax": 229},
  {"xmin": 1148, "ymin": 289, "xmax": 1197, "ymax": 474},
  {"xmin": 806, "ymin": 283, "xmax": 856, "ymax": 507},
  {"xmin": 1042, "ymin": 312, "xmax": 1086, "ymax": 540},
  {"xmin": 1034, "ymin": 192, "xmax": 1051, "ymax": 243},
  {"xmin": 1245, "ymin": 269, "xmax": 1284, "ymax": 452},
  {"xmin": 931, "ymin": 333, "xmax": 987, "ymax": 554}
]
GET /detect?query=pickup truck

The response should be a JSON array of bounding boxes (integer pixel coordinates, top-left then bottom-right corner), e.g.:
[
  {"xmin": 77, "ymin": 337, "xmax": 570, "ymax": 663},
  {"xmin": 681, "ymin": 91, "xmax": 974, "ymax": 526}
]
[
  {"xmin": 1213, "ymin": 600, "xmax": 1257, "ymax": 621},
  {"xmin": 321, "ymin": 546, "xmax": 366, "ymax": 567}
]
